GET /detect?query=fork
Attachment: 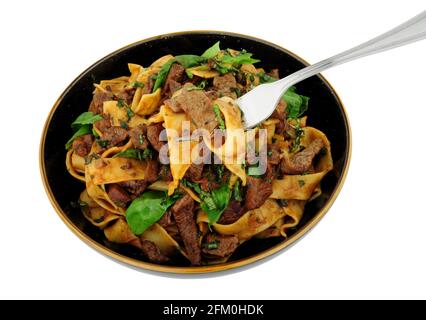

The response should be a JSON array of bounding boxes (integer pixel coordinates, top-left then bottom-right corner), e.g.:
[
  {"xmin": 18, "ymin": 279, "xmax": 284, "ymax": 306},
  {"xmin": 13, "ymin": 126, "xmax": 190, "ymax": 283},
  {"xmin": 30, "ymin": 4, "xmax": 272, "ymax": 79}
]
[{"xmin": 238, "ymin": 11, "xmax": 426, "ymax": 129}]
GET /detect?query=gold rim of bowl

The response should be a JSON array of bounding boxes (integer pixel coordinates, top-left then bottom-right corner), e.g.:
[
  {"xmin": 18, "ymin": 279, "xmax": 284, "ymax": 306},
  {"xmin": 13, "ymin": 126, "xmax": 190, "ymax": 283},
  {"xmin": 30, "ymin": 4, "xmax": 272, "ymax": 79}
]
[{"xmin": 39, "ymin": 30, "xmax": 352, "ymax": 274}]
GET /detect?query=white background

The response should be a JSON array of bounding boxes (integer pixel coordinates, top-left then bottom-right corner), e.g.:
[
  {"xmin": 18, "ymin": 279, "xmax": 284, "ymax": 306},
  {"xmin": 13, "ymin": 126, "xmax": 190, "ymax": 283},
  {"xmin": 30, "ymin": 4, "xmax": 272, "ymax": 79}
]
[{"xmin": 1, "ymin": 0, "xmax": 425, "ymax": 299}]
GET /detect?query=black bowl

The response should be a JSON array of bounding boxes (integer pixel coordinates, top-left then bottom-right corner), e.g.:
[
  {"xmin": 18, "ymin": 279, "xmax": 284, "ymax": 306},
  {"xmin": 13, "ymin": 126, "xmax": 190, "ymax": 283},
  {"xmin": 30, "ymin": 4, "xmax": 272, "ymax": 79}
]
[{"xmin": 40, "ymin": 31, "xmax": 351, "ymax": 273}]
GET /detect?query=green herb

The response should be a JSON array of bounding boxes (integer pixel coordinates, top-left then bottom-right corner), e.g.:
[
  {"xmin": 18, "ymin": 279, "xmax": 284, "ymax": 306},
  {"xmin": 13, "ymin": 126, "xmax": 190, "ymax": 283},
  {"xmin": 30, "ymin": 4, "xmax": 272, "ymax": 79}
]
[
  {"xmin": 202, "ymin": 240, "xmax": 220, "ymax": 250},
  {"xmin": 267, "ymin": 150, "xmax": 273, "ymax": 157},
  {"xmin": 232, "ymin": 179, "xmax": 243, "ymax": 202},
  {"xmin": 116, "ymin": 99, "xmax": 125, "ymax": 108},
  {"xmin": 215, "ymin": 165, "xmax": 224, "ymax": 182},
  {"xmin": 213, "ymin": 104, "xmax": 225, "ymax": 131},
  {"xmin": 185, "ymin": 69, "xmax": 194, "ymax": 78},
  {"xmin": 78, "ymin": 200, "xmax": 88, "ymax": 207},
  {"xmin": 65, "ymin": 124, "xmax": 92, "ymax": 149},
  {"xmin": 181, "ymin": 179, "xmax": 203, "ymax": 195},
  {"xmin": 213, "ymin": 62, "xmax": 236, "ymax": 75},
  {"xmin": 138, "ymin": 133, "xmax": 144, "ymax": 146},
  {"xmin": 120, "ymin": 120, "xmax": 129, "ymax": 129},
  {"xmin": 92, "ymin": 127, "xmax": 100, "ymax": 138},
  {"xmin": 298, "ymin": 180, "xmax": 306, "ymax": 187},
  {"xmin": 283, "ymin": 86, "xmax": 310, "ymax": 119},
  {"xmin": 130, "ymin": 81, "xmax": 144, "ymax": 88},
  {"xmin": 198, "ymin": 79, "xmax": 208, "ymax": 89},
  {"xmin": 175, "ymin": 55, "xmax": 206, "ymax": 68},
  {"xmin": 152, "ymin": 59, "xmax": 175, "ymax": 92},
  {"xmin": 257, "ymin": 72, "xmax": 277, "ymax": 84},
  {"xmin": 290, "ymin": 120, "xmax": 304, "ymax": 153},
  {"xmin": 71, "ymin": 112, "xmax": 103, "ymax": 130},
  {"xmin": 218, "ymin": 52, "xmax": 260, "ymax": 66},
  {"xmin": 113, "ymin": 148, "xmax": 153, "ymax": 161},
  {"xmin": 126, "ymin": 191, "xmax": 180, "ymax": 235},
  {"xmin": 97, "ymin": 139, "xmax": 109, "ymax": 148},
  {"xmin": 84, "ymin": 153, "xmax": 100, "ymax": 165},
  {"xmin": 182, "ymin": 179, "xmax": 231, "ymax": 225},
  {"xmin": 66, "ymin": 112, "xmax": 103, "ymax": 149},
  {"xmin": 126, "ymin": 107, "xmax": 135, "ymax": 120},
  {"xmin": 249, "ymin": 74, "xmax": 255, "ymax": 82},
  {"xmin": 247, "ymin": 165, "xmax": 265, "ymax": 177},
  {"xmin": 201, "ymin": 41, "xmax": 221, "ymax": 59},
  {"xmin": 231, "ymin": 87, "xmax": 242, "ymax": 97},
  {"xmin": 186, "ymin": 86, "xmax": 203, "ymax": 91},
  {"xmin": 200, "ymin": 184, "xmax": 232, "ymax": 225}
]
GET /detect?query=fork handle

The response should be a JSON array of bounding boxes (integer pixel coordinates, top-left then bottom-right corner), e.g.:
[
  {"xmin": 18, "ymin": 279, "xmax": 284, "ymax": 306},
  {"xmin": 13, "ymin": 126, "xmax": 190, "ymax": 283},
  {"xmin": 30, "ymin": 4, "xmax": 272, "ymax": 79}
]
[{"xmin": 278, "ymin": 11, "xmax": 426, "ymax": 89}]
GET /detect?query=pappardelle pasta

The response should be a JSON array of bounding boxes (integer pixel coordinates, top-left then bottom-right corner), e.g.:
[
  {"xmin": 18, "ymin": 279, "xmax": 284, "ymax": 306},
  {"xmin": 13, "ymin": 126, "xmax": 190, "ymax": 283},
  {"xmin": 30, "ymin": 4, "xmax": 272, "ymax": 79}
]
[{"xmin": 65, "ymin": 42, "xmax": 333, "ymax": 266}]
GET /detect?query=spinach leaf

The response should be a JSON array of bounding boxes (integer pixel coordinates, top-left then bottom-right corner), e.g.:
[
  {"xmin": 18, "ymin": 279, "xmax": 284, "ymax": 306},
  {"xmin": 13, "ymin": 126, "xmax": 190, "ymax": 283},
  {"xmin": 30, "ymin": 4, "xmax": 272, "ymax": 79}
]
[
  {"xmin": 181, "ymin": 179, "xmax": 231, "ymax": 224},
  {"xmin": 126, "ymin": 191, "xmax": 179, "ymax": 235},
  {"xmin": 71, "ymin": 112, "xmax": 103, "ymax": 130},
  {"xmin": 218, "ymin": 52, "xmax": 260, "ymax": 66},
  {"xmin": 201, "ymin": 41, "xmax": 221, "ymax": 59},
  {"xmin": 175, "ymin": 55, "xmax": 206, "ymax": 68},
  {"xmin": 65, "ymin": 124, "xmax": 92, "ymax": 149},
  {"xmin": 113, "ymin": 148, "xmax": 153, "ymax": 161},
  {"xmin": 283, "ymin": 86, "xmax": 310, "ymax": 119},
  {"xmin": 152, "ymin": 59, "xmax": 175, "ymax": 92},
  {"xmin": 201, "ymin": 184, "xmax": 232, "ymax": 225}
]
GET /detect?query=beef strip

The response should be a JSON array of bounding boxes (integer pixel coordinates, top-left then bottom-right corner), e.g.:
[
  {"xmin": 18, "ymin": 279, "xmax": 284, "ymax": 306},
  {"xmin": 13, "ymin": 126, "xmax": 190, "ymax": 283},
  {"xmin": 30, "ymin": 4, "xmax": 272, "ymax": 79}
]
[
  {"xmin": 129, "ymin": 124, "xmax": 148, "ymax": 150},
  {"xmin": 205, "ymin": 90, "xmax": 219, "ymax": 101},
  {"xmin": 115, "ymin": 87, "xmax": 135, "ymax": 105},
  {"xmin": 217, "ymin": 201, "xmax": 245, "ymax": 225},
  {"xmin": 166, "ymin": 87, "xmax": 217, "ymax": 132},
  {"xmin": 144, "ymin": 159, "xmax": 159, "ymax": 183},
  {"xmin": 158, "ymin": 165, "xmax": 173, "ymax": 182},
  {"xmin": 245, "ymin": 176, "xmax": 273, "ymax": 210},
  {"xmin": 158, "ymin": 211, "xmax": 174, "ymax": 229},
  {"xmin": 271, "ymin": 100, "xmax": 286, "ymax": 120},
  {"xmin": 171, "ymin": 195, "xmax": 201, "ymax": 265},
  {"xmin": 93, "ymin": 119, "xmax": 128, "ymax": 147},
  {"xmin": 141, "ymin": 240, "xmax": 169, "ymax": 263},
  {"xmin": 118, "ymin": 180, "xmax": 147, "ymax": 198},
  {"xmin": 146, "ymin": 123, "xmax": 166, "ymax": 152},
  {"xmin": 107, "ymin": 184, "xmax": 132, "ymax": 207},
  {"xmin": 184, "ymin": 163, "xmax": 204, "ymax": 181},
  {"xmin": 89, "ymin": 90, "xmax": 114, "ymax": 114},
  {"xmin": 281, "ymin": 138, "xmax": 325, "ymax": 174},
  {"xmin": 72, "ymin": 134, "xmax": 94, "ymax": 157},
  {"xmin": 267, "ymin": 144, "xmax": 281, "ymax": 165},
  {"xmin": 267, "ymin": 69, "xmax": 280, "ymax": 79},
  {"xmin": 202, "ymin": 233, "xmax": 239, "ymax": 258},
  {"xmin": 163, "ymin": 63, "xmax": 185, "ymax": 98},
  {"xmin": 213, "ymin": 73, "xmax": 238, "ymax": 99}
]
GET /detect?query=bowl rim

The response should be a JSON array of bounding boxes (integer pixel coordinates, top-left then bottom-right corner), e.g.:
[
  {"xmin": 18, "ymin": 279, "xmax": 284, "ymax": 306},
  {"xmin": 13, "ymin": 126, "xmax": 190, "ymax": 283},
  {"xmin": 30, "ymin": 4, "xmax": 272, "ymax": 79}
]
[{"xmin": 39, "ymin": 30, "xmax": 352, "ymax": 274}]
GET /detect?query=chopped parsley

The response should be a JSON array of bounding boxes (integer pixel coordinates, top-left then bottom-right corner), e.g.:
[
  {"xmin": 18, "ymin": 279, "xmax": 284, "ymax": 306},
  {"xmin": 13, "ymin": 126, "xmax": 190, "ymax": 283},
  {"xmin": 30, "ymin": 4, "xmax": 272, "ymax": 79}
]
[
  {"xmin": 298, "ymin": 180, "xmax": 306, "ymax": 187},
  {"xmin": 97, "ymin": 139, "xmax": 109, "ymax": 148},
  {"xmin": 130, "ymin": 81, "xmax": 144, "ymax": 88},
  {"xmin": 120, "ymin": 120, "xmax": 129, "ymax": 129},
  {"xmin": 202, "ymin": 240, "xmax": 220, "ymax": 250},
  {"xmin": 116, "ymin": 99, "xmax": 125, "ymax": 108},
  {"xmin": 126, "ymin": 107, "xmax": 135, "ymax": 120},
  {"xmin": 213, "ymin": 104, "xmax": 225, "ymax": 131}
]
